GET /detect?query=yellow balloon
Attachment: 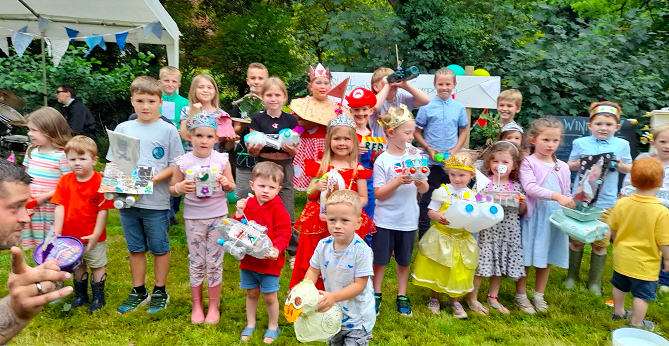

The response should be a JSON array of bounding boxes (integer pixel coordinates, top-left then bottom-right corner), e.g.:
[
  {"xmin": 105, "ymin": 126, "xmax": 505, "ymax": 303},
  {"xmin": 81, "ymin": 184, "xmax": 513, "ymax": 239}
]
[{"xmin": 473, "ymin": 69, "xmax": 490, "ymax": 77}]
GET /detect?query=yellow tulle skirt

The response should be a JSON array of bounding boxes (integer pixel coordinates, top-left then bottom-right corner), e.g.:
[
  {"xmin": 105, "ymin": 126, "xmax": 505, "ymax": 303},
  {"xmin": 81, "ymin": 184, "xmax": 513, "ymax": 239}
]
[{"xmin": 412, "ymin": 224, "xmax": 478, "ymax": 298}]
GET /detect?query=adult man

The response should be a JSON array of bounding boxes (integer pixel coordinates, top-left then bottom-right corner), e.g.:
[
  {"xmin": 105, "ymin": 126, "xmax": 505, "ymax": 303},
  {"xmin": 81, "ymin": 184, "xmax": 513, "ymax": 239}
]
[
  {"xmin": 55, "ymin": 85, "xmax": 97, "ymax": 138},
  {"xmin": 0, "ymin": 161, "xmax": 72, "ymax": 343}
]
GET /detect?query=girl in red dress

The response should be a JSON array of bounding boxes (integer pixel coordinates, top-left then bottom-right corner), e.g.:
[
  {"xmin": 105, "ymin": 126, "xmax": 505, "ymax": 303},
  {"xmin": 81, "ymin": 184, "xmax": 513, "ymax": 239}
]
[{"xmin": 289, "ymin": 113, "xmax": 376, "ymax": 290}]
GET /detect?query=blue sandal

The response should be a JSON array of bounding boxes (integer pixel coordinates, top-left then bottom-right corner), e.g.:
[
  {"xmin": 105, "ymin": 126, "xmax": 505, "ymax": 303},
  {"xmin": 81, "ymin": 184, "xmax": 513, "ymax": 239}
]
[
  {"xmin": 263, "ymin": 327, "xmax": 281, "ymax": 344},
  {"xmin": 240, "ymin": 326, "xmax": 256, "ymax": 342}
]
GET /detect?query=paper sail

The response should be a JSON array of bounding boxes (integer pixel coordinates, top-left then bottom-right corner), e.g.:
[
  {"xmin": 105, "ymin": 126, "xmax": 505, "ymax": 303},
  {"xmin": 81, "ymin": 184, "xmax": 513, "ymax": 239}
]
[
  {"xmin": 475, "ymin": 169, "xmax": 491, "ymax": 193},
  {"xmin": 98, "ymin": 162, "xmax": 154, "ymax": 195},
  {"xmin": 327, "ymin": 77, "xmax": 349, "ymax": 100},
  {"xmin": 574, "ymin": 152, "xmax": 613, "ymax": 207},
  {"xmin": 231, "ymin": 94, "xmax": 264, "ymax": 123},
  {"xmin": 288, "ymin": 98, "xmax": 351, "ymax": 126},
  {"xmin": 106, "ymin": 129, "xmax": 140, "ymax": 177}
]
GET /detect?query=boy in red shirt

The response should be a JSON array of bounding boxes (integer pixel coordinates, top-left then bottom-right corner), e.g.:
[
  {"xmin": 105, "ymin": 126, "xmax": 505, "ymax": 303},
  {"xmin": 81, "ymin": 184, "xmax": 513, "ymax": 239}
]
[
  {"xmin": 51, "ymin": 136, "xmax": 114, "ymax": 312},
  {"xmin": 235, "ymin": 161, "xmax": 291, "ymax": 344}
]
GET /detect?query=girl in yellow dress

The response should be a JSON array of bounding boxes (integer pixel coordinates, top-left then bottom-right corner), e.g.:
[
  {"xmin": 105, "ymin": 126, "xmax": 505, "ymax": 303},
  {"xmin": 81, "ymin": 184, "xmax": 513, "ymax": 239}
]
[{"xmin": 412, "ymin": 152, "xmax": 478, "ymax": 318}]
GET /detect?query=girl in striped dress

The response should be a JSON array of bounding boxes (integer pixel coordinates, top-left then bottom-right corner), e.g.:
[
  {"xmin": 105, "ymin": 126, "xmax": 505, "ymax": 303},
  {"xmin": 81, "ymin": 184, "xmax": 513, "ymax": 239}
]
[{"xmin": 22, "ymin": 107, "xmax": 73, "ymax": 248}]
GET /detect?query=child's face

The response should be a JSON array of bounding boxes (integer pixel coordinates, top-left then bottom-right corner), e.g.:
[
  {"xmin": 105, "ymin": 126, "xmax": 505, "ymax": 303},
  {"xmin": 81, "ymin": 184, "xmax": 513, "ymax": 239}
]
[
  {"xmin": 262, "ymin": 86, "xmax": 286, "ymax": 112},
  {"xmin": 531, "ymin": 128, "xmax": 562, "ymax": 158},
  {"xmin": 651, "ymin": 130, "xmax": 669, "ymax": 161},
  {"xmin": 448, "ymin": 168, "xmax": 475, "ymax": 189},
  {"xmin": 330, "ymin": 126, "xmax": 354, "ymax": 158},
  {"xmin": 350, "ymin": 106, "xmax": 373, "ymax": 127},
  {"xmin": 247, "ymin": 67, "xmax": 268, "ymax": 94},
  {"xmin": 490, "ymin": 151, "xmax": 514, "ymax": 179},
  {"xmin": 325, "ymin": 203, "xmax": 361, "ymax": 245},
  {"xmin": 502, "ymin": 131, "xmax": 523, "ymax": 149},
  {"xmin": 131, "ymin": 92, "xmax": 163, "ymax": 123},
  {"xmin": 387, "ymin": 120, "xmax": 415, "ymax": 146},
  {"xmin": 249, "ymin": 176, "xmax": 281, "ymax": 205},
  {"xmin": 497, "ymin": 99, "xmax": 520, "ymax": 122},
  {"xmin": 434, "ymin": 75, "xmax": 456, "ymax": 100},
  {"xmin": 196, "ymin": 79, "xmax": 216, "ymax": 104},
  {"xmin": 190, "ymin": 127, "xmax": 218, "ymax": 157},
  {"xmin": 309, "ymin": 77, "xmax": 331, "ymax": 101},
  {"xmin": 26, "ymin": 122, "xmax": 49, "ymax": 147},
  {"xmin": 160, "ymin": 73, "xmax": 181, "ymax": 95},
  {"xmin": 588, "ymin": 115, "xmax": 620, "ymax": 140},
  {"xmin": 66, "ymin": 151, "xmax": 96, "ymax": 178}
]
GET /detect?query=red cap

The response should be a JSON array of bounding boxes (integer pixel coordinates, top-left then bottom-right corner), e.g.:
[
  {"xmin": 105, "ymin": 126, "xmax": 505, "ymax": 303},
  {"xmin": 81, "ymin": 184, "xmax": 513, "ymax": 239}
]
[{"xmin": 345, "ymin": 87, "xmax": 376, "ymax": 109}]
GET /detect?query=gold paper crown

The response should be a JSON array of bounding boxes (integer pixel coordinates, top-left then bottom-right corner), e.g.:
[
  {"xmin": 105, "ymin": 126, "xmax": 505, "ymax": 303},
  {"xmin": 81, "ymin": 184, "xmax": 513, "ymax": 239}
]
[
  {"xmin": 444, "ymin": 154, "xmax": 474, "ymax": 172},
  {"xmin": 379, "ymin": 104, "xmax": 414, "ymax": 130}
]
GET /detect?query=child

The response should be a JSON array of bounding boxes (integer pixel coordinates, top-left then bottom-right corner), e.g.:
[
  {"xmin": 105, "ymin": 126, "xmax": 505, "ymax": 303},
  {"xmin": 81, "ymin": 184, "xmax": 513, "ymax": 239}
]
[
  {"xmin": 498, "ymin": 122, "xmax": 525, "ymax": 151},
  {"xmin": 609, "ymin": 157, "xmax": 669, "ymax": 330},
  {"xmin": 516, "ymin": 117, "xmax": 574, "ymax": 313},
  {"xmin": 292, "ymin": 63, "xmax": 336, "ymax": 191},
  {"xmin": 414, "ymin": 68, "xmax": 469, "ymax": 239},
  {"xmin": 22, "ymin": 107, "xmax": 72, "ymax": 248},
  {"xmin": 179, "ymin": 74, "xmax": 236, "ymax": 153},
  {"xmin": 247, "ymin": 77, "xmax": 299, "ymax": 223},
  {"xmin": 232, "ymin": 63, "xmax": 268, "ymax": 200},
  {"xmin": 465, "ymin": 141, "xmax": 527, "ymax": 315},
  {"xmin": 497, "ymin": 89, "xmax": 523, "ymax": 127},
  {"xmin": 369, "ymin": 67, "xmax": 430, "ymax": 138},
  {"xmin": 110, "ymin": 76, "xmax": 185, "ymax": 314},
  {"xmin": 235, "ymin": 162, "xmax": 292, "ymax": 344},
  {"xmin": 345, "ymin": 87, "xmax": 380, "ymax": 223},
  {"xmin": 51, "ymin": 136, "xmax": 113, "ymax": 312},
  {"xmin": 170, "ymin": 111, "xmax": 236, "ymax": 324},
  {"xmin": 565, "ymin": 102, "xmax": 632, "ymax": 296},
  {"xmin": 305, "ymin": 190, "xmax": 375, "ymax": 346},
  {"xmin": 290, "ymin": 114, "xmax": 376, "ymax": 290},
  {"xmin": 372, "ymin": 105, "xmax": 429, "ymax": 317},
  {"xmin": 413, "ymin": 152, "xmax": 478, "ymax": 318}
]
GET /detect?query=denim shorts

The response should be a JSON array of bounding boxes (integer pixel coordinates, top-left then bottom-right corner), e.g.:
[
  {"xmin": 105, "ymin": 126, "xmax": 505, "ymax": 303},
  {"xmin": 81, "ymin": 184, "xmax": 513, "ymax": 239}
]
[
  {"xmin": 239, "ymin": 269, "xmax": 280, "ymax": 293},
  {"xmin": 611, "ymin": 270, "xmax": 658, "ymax": 301},
  {"xmin": 119, "ymin": 207, "xmax": 170, "ymax": 255}
]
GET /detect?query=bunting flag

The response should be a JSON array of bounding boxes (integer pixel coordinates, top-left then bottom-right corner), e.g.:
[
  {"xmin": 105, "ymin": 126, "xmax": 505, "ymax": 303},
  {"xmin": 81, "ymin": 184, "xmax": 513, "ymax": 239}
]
[
  {"xmin": 64, "ymin": 27, "xmax": 79, "ymax": 40},
  {"xmin": 48, "ymin": 38, "xmax": 69, "ymax": 67},
  {"xmin": 143, "ymin": 23, "xmax": 152, "ymax": 39},
  {"xmin": 11, "ymin": 26, "xmax": 32, "ymax": 57},
  {"xmin": 84, "ymin": 36, "xmax": 103, "ymax": 57},
  {"xmin": 126, "ymin": 31, "xmax": 139, "ymax": 50},
  {"xmin": 94, "ymin": 35, "xmax": 107, "ymax": 50},
  {"xmin": 0, "ymin": 36, "xmax": 8, "ymax": 56},
  {"xmin": 38, "ymin": 17, "xmax": 50, "ymax": 32},
  {"xmin": 115, "ymin": 32, "xmax": 128, "ymax": 50},
  {"xmin": 151, "ymin": 22, "xmax": 163, "ymax": 39}
]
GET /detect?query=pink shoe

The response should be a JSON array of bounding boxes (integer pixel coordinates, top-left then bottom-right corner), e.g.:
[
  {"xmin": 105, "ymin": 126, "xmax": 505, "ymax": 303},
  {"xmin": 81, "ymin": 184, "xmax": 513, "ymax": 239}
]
[
  {"xmin": 205, "ymin": 284, "xmax": 221, "ymax": 324},
  {"xmin": 191, "ymin": 285, "xmax": 205, "ymax": 324}
]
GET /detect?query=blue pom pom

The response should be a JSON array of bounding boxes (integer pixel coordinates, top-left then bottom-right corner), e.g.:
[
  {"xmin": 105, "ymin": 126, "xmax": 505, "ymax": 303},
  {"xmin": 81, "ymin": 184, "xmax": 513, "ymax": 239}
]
[
  {"xmin": 241, "ymin": 219, "xmax": 247, "ymax": 224},
  {"xmin": 217, "ymin": 239, "xmax": 225, "ymax": 245},
  {"xmin": 490, "ymin": 206, "xmax": 498, "ymax": 214},
  {"xmin": 465, "ymin": 204, "xmax": 474, "ymax": 213}
]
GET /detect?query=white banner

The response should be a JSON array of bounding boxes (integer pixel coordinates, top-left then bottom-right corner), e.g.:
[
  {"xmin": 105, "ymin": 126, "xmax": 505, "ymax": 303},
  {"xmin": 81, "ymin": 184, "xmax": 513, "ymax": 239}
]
[{"xmin": 331, "ymin": 72, "xmax": 501, "ymax": 109}]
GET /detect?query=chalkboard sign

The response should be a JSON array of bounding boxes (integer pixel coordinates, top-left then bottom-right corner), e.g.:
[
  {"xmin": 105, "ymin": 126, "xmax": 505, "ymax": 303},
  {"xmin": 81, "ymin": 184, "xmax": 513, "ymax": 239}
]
[{"xmin": 553, "ymin": 116, "xmax": 638, "ymax": 163}]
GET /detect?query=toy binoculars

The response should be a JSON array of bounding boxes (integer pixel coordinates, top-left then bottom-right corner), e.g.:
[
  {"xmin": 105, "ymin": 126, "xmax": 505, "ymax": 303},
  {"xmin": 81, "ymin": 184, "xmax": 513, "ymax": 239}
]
[{"xmin": 387, "ymin": 66, "xmax": 420, "ymax": 84}]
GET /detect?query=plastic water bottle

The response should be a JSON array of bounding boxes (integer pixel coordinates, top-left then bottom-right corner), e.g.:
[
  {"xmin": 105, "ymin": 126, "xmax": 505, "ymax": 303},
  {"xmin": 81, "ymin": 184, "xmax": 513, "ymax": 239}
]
[{"xmin": 443, "ymin": 200, "xmax": 479, "ymax": 230}]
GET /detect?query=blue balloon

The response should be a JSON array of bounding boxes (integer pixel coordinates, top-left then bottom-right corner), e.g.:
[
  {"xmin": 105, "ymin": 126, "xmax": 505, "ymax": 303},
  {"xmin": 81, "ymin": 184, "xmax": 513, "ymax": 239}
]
[{"xmin": 446, "ymin": 64, "xmax": 466, "ymax": 76}]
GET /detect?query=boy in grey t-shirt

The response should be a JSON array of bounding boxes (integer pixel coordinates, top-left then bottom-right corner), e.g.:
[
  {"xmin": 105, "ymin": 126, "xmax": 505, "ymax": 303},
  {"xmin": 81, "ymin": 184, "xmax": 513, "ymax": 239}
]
[{"xmin": 109, "ymin": 76, "xmax": 184, "ymax": 315}]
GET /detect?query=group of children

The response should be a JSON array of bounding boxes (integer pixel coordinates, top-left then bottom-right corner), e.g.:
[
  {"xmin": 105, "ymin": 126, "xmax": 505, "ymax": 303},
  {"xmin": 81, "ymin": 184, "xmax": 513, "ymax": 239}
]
[{"xmin": 17, "ymin": 62, "xmax": 669, "ymax": 344}]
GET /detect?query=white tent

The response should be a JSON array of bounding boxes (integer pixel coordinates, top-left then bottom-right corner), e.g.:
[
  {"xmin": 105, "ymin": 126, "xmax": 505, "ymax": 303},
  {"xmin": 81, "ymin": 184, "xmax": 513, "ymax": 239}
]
[{"xmin": 0, "ymin": 0, "xmax": 181, "ymax": 67}]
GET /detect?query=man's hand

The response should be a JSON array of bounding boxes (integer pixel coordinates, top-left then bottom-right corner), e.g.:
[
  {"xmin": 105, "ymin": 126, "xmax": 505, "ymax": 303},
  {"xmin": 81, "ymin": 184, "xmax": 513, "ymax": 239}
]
[
  {"xmin": 316, "ymin": 291, "xmax": 336, "ymax": 312},
  {"xmin": 8, "ymin": 247, "xmax": 73, "ymax": 320}
]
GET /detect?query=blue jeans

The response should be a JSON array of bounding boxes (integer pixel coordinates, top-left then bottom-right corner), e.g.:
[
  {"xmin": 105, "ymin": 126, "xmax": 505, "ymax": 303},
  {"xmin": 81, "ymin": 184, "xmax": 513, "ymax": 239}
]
[
  {"xmin": 661, "ymin": 260, "xmax": 669, "ymax": 287},
  {"xmin": 119, "ymin": 207, "xmax": 170, "ymax": 255},
  {"xmin": 168, "ymin": 195, "xmax": 181, "ymax": 219}
]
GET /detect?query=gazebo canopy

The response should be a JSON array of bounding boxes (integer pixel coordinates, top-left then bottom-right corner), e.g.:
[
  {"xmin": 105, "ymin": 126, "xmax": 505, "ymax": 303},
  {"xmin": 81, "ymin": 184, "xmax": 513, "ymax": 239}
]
[{"xmin": 0, "ymin": 0, "xmax": 181, "ymax": 66}]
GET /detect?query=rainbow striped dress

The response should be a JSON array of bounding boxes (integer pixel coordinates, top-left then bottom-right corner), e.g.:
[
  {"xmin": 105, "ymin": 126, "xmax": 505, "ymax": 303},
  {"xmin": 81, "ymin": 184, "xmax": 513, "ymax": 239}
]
[{"xmin": 22, "ymin": 148, "xmax": 70, "ymax": 248}]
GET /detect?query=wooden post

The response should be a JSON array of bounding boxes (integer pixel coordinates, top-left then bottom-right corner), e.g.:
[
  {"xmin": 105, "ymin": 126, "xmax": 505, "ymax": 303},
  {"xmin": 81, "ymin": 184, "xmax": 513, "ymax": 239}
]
[{"xmin": 463, "ymin": 66, "xmax": 474, "ymax": 149}]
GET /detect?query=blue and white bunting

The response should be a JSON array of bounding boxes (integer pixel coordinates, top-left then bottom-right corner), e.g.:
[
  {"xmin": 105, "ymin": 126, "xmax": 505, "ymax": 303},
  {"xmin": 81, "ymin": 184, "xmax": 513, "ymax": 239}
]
[
  {"xmin": 38, "ymin": 17, "xmax": 50, "ymax": 32},
  {"xmin": 84, "ymin": 36, "xmax": 103, "ymax": 57},
  {"xmin": 115, "ymin": 32, "xmax": 128, "ymax": 50},
  {"xmin": 11, "ymin": 26, "xmax": 32, "ymax": 57}
]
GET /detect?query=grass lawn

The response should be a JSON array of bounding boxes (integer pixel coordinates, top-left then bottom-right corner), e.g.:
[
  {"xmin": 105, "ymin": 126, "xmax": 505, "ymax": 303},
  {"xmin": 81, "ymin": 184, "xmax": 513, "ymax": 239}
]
[{"xmin": 3, "ymin": 192, "xmax": 669, "ymax": 345}]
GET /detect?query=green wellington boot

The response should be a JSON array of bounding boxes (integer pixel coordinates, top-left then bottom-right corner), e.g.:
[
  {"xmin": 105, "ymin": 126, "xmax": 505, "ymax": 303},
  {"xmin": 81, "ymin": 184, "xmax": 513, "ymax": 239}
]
[
  {"xmin": 563, "ymin": 249, "xmax": 583, "ymax": 289},
  {"xmin": 587, "ymin": 253, "xmax": 607, "ymax": 296}
]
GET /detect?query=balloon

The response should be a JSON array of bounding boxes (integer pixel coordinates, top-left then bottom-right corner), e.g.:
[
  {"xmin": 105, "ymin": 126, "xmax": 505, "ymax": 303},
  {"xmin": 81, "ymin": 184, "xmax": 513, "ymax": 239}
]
[
  {"xmin": 473, "ymin": 68, "xmax": 491, "ymax": 77},
  {"xmin": 446, "ymin": 64, "xmax": 465, "ymax": 76}
]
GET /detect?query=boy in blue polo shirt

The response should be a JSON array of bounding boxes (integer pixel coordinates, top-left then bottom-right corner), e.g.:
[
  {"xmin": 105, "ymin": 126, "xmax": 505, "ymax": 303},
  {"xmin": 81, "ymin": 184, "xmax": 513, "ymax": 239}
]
[
  {"xmin": 414, "ymin": 68, "xmax": 469, "ymax": 239},
  {"xmin": 564, "ymin": 101, "xmax": 632, "ymax": 296}
]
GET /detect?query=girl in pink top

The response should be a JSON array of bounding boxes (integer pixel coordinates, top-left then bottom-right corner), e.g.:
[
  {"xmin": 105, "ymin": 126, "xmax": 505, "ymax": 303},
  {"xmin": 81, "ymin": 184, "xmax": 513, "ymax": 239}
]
[
  {"xmin": 170, "ymin": 111, "xmax": 236, "ymax": 325},
  {"xmin": 515, "ymin": 117, "xmax": 575, "ymax": 314}
]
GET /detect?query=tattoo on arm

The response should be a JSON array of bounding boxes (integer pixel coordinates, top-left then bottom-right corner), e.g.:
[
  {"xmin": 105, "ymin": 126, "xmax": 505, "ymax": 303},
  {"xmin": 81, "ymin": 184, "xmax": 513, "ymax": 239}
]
[{"xmin": 0, "ymin": 296, "xmax": 28, "ymax": 343}]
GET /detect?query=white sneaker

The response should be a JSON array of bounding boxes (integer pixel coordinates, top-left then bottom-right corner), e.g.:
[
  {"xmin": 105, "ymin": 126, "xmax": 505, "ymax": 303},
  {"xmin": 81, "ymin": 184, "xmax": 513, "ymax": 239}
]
[{"xmin": 289, "ymin": 257, "xmax": 295, "ymax": 269}]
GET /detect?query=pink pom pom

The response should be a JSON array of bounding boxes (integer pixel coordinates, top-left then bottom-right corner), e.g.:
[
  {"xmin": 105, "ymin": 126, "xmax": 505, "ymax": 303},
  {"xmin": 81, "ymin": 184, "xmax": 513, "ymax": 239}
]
[{"xmin": 293, "ymin": 126, "xmax": 305, "ymax": 135}]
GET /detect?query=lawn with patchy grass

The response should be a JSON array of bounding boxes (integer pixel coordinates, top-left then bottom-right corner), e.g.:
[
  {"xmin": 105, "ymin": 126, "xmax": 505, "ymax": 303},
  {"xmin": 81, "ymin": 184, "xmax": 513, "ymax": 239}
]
[{"xmin": 3, "ymin": 193, "xmax": 669, "ymax": 345}]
